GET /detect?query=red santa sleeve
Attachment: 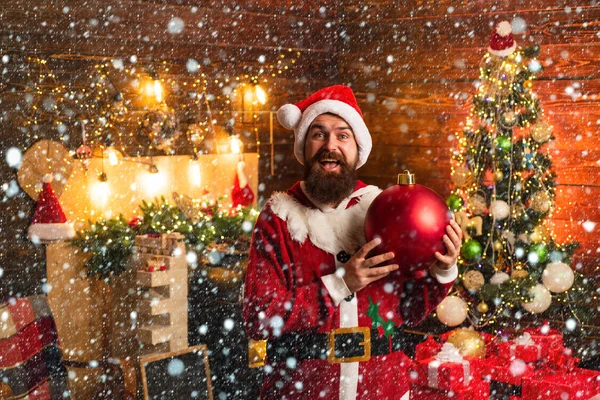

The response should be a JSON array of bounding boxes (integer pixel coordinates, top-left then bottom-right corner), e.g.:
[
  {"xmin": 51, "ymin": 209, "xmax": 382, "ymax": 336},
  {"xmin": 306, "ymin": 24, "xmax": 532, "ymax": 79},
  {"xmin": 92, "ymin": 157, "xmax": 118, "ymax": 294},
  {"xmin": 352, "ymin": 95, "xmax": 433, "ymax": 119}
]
[
  {"xmin": 399, "ymin": 263, "xmax": 457, "ymax": 327},
  {"xmin": 243, "ymin": 206, "xmax": 337, "ymax": 340}
]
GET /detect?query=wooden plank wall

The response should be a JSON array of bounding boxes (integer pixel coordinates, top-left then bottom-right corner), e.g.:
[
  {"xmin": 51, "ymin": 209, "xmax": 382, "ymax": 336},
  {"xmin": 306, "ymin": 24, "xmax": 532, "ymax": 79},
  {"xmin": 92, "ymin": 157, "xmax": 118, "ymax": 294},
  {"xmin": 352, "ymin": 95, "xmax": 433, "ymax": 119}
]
[{"xmin": 337, "ymin": 0, "xmax": 600, "ymax": 275}]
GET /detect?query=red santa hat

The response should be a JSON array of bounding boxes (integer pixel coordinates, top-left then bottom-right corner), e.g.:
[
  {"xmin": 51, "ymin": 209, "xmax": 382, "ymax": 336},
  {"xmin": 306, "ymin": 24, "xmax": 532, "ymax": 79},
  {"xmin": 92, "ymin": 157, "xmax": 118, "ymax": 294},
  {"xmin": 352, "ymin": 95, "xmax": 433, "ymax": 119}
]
[
  {"xmin": 276, "ymin": 85, "xmax": 371, "ymax": 169},
  {"xmin": 28, "ymin": 174, "xmax": 75, "ymax": 243},
  {"xmin": 488, "ymin": 21, "xmax": 517, "ymax": 57}
]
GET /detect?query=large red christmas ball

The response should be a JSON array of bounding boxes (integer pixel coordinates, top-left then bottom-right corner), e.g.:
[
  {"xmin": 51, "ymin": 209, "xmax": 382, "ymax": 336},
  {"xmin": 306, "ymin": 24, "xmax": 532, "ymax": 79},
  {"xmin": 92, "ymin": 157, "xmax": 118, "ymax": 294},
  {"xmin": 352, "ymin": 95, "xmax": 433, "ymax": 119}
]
[{"xmin": 365, "ymin": 176, "xmax": 453, "ymax": 274}]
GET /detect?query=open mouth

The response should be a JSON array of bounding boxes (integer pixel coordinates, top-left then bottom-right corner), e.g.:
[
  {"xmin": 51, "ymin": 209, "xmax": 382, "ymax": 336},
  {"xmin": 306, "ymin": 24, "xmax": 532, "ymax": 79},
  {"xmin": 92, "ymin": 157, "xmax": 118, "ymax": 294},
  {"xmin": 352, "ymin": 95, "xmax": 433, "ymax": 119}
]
[{"xmin": 319, "ymin": 158, "xmax": 341, "ymax": 172}]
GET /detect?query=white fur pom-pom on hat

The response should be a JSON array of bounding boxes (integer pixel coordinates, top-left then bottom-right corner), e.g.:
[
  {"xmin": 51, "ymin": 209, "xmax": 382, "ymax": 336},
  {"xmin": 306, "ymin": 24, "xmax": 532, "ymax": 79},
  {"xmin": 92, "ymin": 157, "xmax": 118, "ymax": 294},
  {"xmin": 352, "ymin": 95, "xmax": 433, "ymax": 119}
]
[
  {"xmin": 277, "ymin": 103, "xmax": 302, "ymax": 130},
  {"xmin": 488, "ymin": 20, "xmax": 517, "ymax": 57},
  {"xmin": 275, "ymin": 85, "xmax": 372, "ymax": 169}
]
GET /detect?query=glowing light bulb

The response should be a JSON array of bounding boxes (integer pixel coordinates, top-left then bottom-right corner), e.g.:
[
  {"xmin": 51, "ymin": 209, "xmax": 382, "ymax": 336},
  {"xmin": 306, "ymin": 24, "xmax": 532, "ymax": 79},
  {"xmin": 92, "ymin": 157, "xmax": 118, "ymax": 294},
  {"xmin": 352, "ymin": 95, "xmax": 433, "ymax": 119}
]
[
  {"xmin": 154, "ymin": 79, "xmax": 163, "ymax": 103},
  {"xmin": 254, "ymin": 84, "xmax": 267, "ymax": 105},
  {"xmin": 229, "ymin": 135, "xmax": 243, "ymax": 154},
  {"xmin": 105, "ymin": 146, "xmax": 121, "ymax": 166}
]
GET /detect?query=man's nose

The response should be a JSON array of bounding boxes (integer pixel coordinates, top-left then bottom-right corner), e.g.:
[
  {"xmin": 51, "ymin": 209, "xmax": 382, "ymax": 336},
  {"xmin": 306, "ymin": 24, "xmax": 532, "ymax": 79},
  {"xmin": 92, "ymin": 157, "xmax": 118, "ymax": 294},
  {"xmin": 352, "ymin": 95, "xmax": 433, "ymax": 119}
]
[{"xmin": 323, "ymin": 136, "xmax": 339, "ymax": 152}]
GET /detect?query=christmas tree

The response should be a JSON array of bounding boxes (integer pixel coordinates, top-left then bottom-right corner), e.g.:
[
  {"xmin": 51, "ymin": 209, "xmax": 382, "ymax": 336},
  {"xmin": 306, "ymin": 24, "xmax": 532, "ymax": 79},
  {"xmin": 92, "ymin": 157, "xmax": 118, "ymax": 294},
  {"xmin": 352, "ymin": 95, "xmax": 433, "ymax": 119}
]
[{"xmin": 439, "ymin": 21, "xmax": 596, "ymax": 335}]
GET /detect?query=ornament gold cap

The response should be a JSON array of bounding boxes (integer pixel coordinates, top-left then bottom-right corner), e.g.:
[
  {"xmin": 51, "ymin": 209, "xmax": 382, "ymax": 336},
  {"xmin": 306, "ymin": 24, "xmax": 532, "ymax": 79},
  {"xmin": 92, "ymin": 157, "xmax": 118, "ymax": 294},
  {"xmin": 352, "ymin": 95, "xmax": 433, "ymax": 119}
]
[{"xmin": 397, "ymin": 170, "xmax": 416, "ymax": 185}]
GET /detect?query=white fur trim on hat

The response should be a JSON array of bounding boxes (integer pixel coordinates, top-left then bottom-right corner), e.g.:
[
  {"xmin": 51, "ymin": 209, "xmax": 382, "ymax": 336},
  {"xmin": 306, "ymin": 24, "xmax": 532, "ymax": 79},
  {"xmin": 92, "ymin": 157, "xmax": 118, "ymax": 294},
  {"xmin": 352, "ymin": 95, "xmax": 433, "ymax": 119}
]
[
  {"xmin": 496, "ymin": 21, "xmax": 512, "ymax": 36},
  {"xmin": 277, "ymin": 104, "xmax": 302, "ymax": 130},
  {"xmin": 28, "ymin": 222, "xmax": 75, "ymax": 242},
  {"xmin": 293, "ymin": 100, "xmax": 372, "ymax": 169}
]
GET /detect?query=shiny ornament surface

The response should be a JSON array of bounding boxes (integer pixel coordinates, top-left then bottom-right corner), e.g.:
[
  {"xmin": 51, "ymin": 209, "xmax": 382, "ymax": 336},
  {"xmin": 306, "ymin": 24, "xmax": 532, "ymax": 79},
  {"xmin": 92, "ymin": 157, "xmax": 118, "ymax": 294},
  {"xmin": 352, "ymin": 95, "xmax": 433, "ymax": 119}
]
[
  {"xmin": 446, "ymin": 194, "xmax": 464, "ymax": 212},
  {"xmin": 446, "ymin": 328, "xmax": 486, "ymax": 358},
  {"xmin": 528, "ymin": 243, "xmax": 548, "ymax": 263},
  {"xmin": 452, "ymin": 165, "xmax": 471, "ymax": 187},
  {"xmin": 365, "ymin": 181, "xmax": 452, "ymax": 274},
  {"xmin": 468, "ymin": 192, "xmax": 487, "ymax": 215},
  {"xmin": 542, "ymin": 262, "xmax": 574, "ymax": 293},
  {"xmin": 522, "ymin": 283, "xmax": 552, "ymax": 313},
  {"xmin": 490, "ymin": 271, "xmax": 510, "ymax": 285},
  {"xmin": 531, "ymin": 120, "xmax": 552, "ymax": 143},
  {"xmin": 461, "ymin": 239, "xmax": 483, "ymax": 261},
  {"xmin": 476, "ymin": 301, "xmax": 489, "ymax": 313},
  {"xmin": 530, "ymin": 191, "xmax": 551, "ymax": 213},
  {"xmin": 494, "ymin": 170, "xmax": 504, "ymax": 181},
  {"xmin": 511, "ymin": 269, "xmax": 529, "ymax": 279},
  {"xmin": 436, "ymin": 295, "xmax": 468, "ymax": 326},
  {"xmin": 495, "ymin": 135, "xmax": 512, "ymax": 152}
]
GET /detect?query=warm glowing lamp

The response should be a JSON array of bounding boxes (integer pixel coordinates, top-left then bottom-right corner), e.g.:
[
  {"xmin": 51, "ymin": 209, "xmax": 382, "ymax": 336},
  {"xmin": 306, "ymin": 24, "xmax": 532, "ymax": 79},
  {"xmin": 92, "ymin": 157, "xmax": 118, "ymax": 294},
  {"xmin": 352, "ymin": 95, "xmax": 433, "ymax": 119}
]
[
  {"xmin": 229, "ymin": 135, "xmax": 243, "ymax": 154},
  {"xmin": 153, "ymin": 79, "xmax": 163, "ymax": 103},
  {"xmin": 254, "ymin": 84, "xmax": 267, "ymax": 105},
  {"xmin": 188, "ymin": 159, "xmax": 202, "ymax": 187},
  {"xmin": 104, "ymin": 146, "xmax": 122, "ymax": 166}
]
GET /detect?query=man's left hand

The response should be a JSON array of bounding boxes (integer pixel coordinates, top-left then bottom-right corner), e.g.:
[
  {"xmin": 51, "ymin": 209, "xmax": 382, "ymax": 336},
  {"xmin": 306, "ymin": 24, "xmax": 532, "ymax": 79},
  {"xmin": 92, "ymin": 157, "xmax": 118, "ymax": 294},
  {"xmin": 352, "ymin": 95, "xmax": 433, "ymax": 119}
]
[{"xmin": 434, "ymin": 219, "xmax": 463, "ymax": 270}]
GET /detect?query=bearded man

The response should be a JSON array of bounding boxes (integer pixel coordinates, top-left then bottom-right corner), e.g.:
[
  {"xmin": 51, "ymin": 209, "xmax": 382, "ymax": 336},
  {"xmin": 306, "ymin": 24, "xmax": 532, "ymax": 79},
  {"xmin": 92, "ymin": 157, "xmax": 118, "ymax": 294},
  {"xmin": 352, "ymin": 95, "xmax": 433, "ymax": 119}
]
[{"xmin": 243, "ymin": 85, "xmax": 462, "ymax": 400}]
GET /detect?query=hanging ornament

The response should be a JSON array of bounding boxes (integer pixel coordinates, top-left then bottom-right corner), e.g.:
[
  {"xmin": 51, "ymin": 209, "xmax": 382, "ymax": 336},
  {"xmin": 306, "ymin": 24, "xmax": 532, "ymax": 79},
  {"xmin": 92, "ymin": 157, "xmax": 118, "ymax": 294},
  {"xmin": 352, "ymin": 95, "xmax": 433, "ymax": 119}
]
[
  {"xmin": 446, "ymin": 194, "xmax": 464, "ymax": 212},
  {"xmin": 529, "ymin": 225, "xmax": 549, "ymax": 243},
  {"xmin": 524, "ymin": 80, "xmax": 533, "ymax": 90},
  {"xmin": 493, "ymin": 240, "xmax": 503, "ymax": 251},
  {"xmin": 542, "ymin": 262, "xmax": 574, "ymax": 293},
  {"xmin": 490, "ymin": 200, "xmax": 510, "ymax": 220},
  {"xmin": 452, "ymin": 165, "xmax": 471, "ymax": 188},
  {"xmin": 500, "ymin": 110, "xmax": 517, "ymax": 127},
  {"xmin": 494, "ymin": 169, "xmax": 504, "ymax": 181},
  {"xmin": 463, "ymin": 270, "xmax": 485, "ymax": 291},
  {"xmin": 495, "ymin": 135, "xmax": 512, "ymax": 152},
  {"xmin": 482, "ymin": 168, "xmax": 494, "ymax": 187},
  {"xmin": 187, "ymin": 123, "xmax": 206, "ymax": 146},
  {"xmin": 530, "ymin": 191, "xmax": 551, "ymax": 213},
  {"xmin": 468, "ymin": 192, "xmax": 487, "ymax": 216},
  {"xmin": 531, "ymin": 120, "xmax": 552, "ymax": 143},
  {"xmin": 510, "ymin": 202, "xmax": 526, "ymax": 218},
  {"xmin": 490, "ymin": 271, "xmax": 510, "ymax": 285},
  {"xmin": 476, "ymin": 301, "xmax": 489, "ymax": 313},
  {"xmin": 511, "ymin": 268, "xmax": 529, "ymax": 279},
  {"xmin": 522, "ymin": 146, "xmax": 534, "ymax": 169},
  {"xmin": 436, "ymin": 296, "xmax": 468, "ymax": 327},
  {"xmin": 140, "ymin": 108, "xmax": 182, "ymax": 154},
  {"xmin": 365, "ymin": 171, "xmax": 452, "ymax": 275},
  {"xmin": 446, "ymin": 328, "xmax": 486, "ymax": 358},
  {"xmin": 521, "ymin": 283, "xmax": 552, "ymax": 314},
  {"xmin": 528, "ymin": 243, "xmax": 548, "ymax": 264},
  {"xmin": 461, "ymin": 239, "xmax": 483, "ymax": 261}
]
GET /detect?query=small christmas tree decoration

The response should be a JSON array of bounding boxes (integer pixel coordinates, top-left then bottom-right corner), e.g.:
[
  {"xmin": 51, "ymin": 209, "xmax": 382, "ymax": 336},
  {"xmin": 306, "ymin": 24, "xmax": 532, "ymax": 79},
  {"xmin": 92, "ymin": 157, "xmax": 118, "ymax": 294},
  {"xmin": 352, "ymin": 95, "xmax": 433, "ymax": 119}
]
[
  {"xmin": 490, "ymin": 271, "xmax": 510, "ymax": 285},
  {"xmin": 467, "ymin": 192, "xmax": 487, "ymax": 215},
  {"xmin": 451, "ymin": 165, "xmax": 471, "ymax": 187},
  {"xmin": 436, "ymin": 295, "xmax": 468, "ymax": 326},
  {"xmin": 495, "ymin": 135, "xmax": 512, "ymax": 152},
  {"xmin": 511, "ymin": 269, "xmax": 529, "ymax": 280},
  {"xmin": 530, "ymin": 191, "xmax": 551, "ymax": 213},
  {"xmin": 463, "ymin": 270, "xmax": 485, "ymax": 291},
  {"xmin": 488, "ymin": 21, "xmax": 517, "ymax": 57},
  {"xmin": 490, "ymin": 200, "xmax": 510, "ymax": 220},
  {"xmin": 461, "ymin": 239, "xmax": 483, "ymax": 262},
  {"xmin": 529, "ymin": 243, "xmax": 548, "ymax": 263},
  {"xmin": 27, "ymin": 174, "xmax": 75, "ymax": 243},
  {"xmin": 522, "ymin": 283, "xmax": 552, "ymax": 314},
  {"xmin": 446, "ymin": 194, "xmax": 464, "ymax": 212},
  {"xmin": 493, "ymin": 169, "xmax": 504, "ymax": 181},
  {"xmin": 531, "ymin": 120, "xmax": 553, "ymax": 143},
  {"xmin": 445, "ymin": 328, "xmax": 486, "ymax": 358},
  {"xmin": 476, "ymin": 301, "xmax": 489, "ymax": 313},
  {"xmin": 542, "ymin": 262, "xmax": 575, "ymax": 293}
]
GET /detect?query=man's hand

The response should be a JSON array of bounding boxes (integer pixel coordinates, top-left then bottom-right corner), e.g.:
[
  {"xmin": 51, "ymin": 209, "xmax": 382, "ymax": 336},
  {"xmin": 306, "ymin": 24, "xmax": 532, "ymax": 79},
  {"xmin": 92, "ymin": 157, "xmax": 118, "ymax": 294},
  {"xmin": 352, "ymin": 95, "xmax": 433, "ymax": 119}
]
[
  {"xmin": 434, "ymin": 219, "xmax": 463, "ymax": 270},
  {"xmin": 342, "ymin": 238, "xmax": 399, "ymax": 293}
]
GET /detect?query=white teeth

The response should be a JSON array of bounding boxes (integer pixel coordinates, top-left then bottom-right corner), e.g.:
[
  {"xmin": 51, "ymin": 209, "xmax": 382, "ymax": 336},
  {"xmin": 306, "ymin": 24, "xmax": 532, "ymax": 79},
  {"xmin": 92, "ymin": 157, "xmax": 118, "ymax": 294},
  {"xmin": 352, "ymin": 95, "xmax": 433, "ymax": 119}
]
[{"xmin": 321, "ymin": 159, "xmax": 338, "ymax": 162}]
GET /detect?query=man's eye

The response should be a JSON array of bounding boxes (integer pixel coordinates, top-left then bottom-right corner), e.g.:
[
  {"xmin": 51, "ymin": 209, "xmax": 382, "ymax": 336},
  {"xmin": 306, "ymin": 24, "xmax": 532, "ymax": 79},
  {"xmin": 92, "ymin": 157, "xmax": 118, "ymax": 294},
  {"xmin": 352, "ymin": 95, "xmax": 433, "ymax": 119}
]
[{"xmin": 339, "ymin": 134, "xmax": 349, "ymax": 139}]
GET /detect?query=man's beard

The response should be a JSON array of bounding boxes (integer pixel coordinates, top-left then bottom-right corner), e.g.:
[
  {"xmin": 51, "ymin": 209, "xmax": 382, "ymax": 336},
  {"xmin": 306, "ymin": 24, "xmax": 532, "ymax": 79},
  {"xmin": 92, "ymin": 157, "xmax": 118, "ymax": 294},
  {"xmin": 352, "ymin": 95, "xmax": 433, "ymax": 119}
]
[{"xmin": 304, "ymin": 149, "xmax": 357, "ymax": 206}]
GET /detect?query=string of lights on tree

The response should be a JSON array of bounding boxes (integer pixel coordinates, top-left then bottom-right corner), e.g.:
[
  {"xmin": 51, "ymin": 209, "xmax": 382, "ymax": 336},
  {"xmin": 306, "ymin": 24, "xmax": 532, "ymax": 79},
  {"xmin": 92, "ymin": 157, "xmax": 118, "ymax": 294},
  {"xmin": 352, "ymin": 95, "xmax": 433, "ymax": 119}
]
[{"xmin": 437, "ymin": 43, "xmax": 596, "ymax": 333}]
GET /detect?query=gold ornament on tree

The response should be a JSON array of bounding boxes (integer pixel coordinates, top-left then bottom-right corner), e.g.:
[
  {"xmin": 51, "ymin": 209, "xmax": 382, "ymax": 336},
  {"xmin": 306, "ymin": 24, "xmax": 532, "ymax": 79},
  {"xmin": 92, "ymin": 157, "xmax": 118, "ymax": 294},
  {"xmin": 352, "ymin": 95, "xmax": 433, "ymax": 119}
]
[
  {"xmin": 531, "ymin": 120, "xmax": 552, "ymax": 143},
  {"xmin": 446, "ymin": 328, "xmax": 486, "ymax": 358},
  {"xmin": 452, "ymin": 165, "xmax": 471, "ymax": 188},
  {"xmin": 494, "ymin": 169, "xmax": 504, "ymax": 181},
  {"xmin": 463, "ymin": 270, "xmax": 485, "ymax": 291},
  {"xmin": 476, "ymin": 301, "xmax": 489, "ymax": 313},
  {"xmin": 530, "ymin": 191, "xmax": 551, "ymax": 213},
  {"xmin": 511, "ymin": 264, "xmax": 529, "ymax": 280},
  {"xmin": 467, "ymin": 192, "xmax": 487, "ymax": 216}
]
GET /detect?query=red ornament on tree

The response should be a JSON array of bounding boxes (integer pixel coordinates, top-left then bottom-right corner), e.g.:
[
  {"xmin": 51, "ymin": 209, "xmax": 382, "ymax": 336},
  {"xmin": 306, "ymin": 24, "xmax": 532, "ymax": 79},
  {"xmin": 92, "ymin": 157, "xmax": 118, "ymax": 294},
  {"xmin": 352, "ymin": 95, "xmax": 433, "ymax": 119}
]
[{"xmin": 364, "ymin": 171, "xmax": 452, "ymax": 275}]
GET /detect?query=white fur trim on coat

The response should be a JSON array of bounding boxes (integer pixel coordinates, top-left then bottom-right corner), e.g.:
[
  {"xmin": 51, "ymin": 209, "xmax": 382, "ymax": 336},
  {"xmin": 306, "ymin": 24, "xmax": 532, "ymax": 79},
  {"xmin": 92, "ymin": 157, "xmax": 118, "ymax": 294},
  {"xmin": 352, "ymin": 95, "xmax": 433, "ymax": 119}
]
[
  {"xmin": 293, "ymin": 100, "xmax": 372, "ymax": 169},
  {"xmin": 269, "ymin": 184, "xmax": 381, "ymax": 255}
]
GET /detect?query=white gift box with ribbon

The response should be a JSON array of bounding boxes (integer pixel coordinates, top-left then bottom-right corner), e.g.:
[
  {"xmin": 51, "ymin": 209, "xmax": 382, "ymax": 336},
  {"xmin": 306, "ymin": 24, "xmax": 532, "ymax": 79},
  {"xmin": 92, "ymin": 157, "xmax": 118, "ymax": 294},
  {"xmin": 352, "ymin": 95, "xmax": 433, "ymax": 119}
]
[{"xmin": 427, "ymin": 342, "xmax": 472, "ymax": 389}]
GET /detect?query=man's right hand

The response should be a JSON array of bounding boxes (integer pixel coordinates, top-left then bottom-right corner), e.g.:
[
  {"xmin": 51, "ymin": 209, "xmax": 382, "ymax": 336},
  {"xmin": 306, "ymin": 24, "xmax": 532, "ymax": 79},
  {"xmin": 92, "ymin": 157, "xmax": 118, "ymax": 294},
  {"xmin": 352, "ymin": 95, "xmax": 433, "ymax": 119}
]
[{"xmin": 342, "ymin": 238, "xmax": 399, "ymax": 293}]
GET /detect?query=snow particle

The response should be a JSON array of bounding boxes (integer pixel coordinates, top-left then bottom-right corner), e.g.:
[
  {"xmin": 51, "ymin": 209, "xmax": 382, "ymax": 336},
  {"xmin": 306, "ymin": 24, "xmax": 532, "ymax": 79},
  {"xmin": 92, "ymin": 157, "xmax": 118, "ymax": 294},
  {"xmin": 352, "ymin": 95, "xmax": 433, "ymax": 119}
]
[
  {"xmin": 6, "ymin": 147, "xmax": 22, "ymax": 168},
  {"xmin": 168, "ymin": 359, "xmax": 185, "ymax": 376},
  {"xmin": 528, "ymin": 60, "xmax": 542, "ymax": 73},
  {"xmin": 386, "ymin": 55, "xmax": 394, "ymax": 63},
  {"xmin": 167, "ymin": 17, "xmax": 185, "ymax": 34},
  {"xmin": 582, "ymin": 221, "xmax": 596, "ymax": 232},
  {"xmin": 286, "ymin": 357, "xmax": 297, "ymax": 369},
  {"xmin": 2, "ymin": 55, "xmax": 9, "ymax": 64},
  {"xmin": 511, "ymin": 17, "xmax": 527, "ymax": 34},
  {"xmin": 384, "ymin": 282, "xmax": 394, "ymax": 293},
  {"xmin": 223, "ymin": 318, "xmax": 235, "ymax": 331},
  {"xmin": 565, "ymin": 318, "xmax": 577, "ymax": 331},
  {"xmin": 258, "ymin": 55, "xmax": 266, "ymax": 63},
  {"xmin": 186, "ymin": 59, "xmax": 199, "ymax": 73},
  {"xmin": 242, "ymin": 221, "xmax": 253, "ymax": 233}
]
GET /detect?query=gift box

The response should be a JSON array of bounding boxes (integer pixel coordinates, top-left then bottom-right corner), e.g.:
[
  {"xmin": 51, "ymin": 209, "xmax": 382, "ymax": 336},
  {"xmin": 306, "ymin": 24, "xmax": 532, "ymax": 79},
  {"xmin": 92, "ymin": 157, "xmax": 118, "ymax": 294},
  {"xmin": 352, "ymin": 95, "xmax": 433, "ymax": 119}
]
[
  {"xmin": 410, "ymin": 343, "xmax": 476, "ymax": 391},
  {"xmin": 415, "ymin": 336, "xmax": 442, "ymax": 361},
  {"xmin": 523, "ymin": 326, "xmax": 562, "ymax": 359},
  {"xmin": 410, "ymin": 378, "xmax": 490, "ymax": 400},
  {"xmin": 481, "ymin": 356, "xmax": 534, "ymax": 386},
  {"xmin": 497, "ymin": 333, "xmax": 542, "ymax": 363},
  {"xmin": 521, "ymin": 367, "xmax": 600, "ymax": 399}
]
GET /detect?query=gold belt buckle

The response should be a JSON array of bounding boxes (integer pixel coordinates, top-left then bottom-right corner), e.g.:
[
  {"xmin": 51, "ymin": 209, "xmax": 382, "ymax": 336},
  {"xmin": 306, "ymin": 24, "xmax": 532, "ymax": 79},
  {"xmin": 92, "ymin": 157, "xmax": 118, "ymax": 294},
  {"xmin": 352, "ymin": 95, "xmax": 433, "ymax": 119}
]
[{"xmin": 328, "ymin": 326, "xmax": 371, "ymax": 363}]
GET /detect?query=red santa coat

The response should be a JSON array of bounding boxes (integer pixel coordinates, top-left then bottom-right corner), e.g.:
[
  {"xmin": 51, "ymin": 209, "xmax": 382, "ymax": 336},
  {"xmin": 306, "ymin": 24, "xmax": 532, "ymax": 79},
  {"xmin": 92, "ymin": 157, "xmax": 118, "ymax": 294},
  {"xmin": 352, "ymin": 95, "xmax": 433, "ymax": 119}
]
[{"xmin": 243, "ymin": 180, "xmax": 457, "ymax": 400}]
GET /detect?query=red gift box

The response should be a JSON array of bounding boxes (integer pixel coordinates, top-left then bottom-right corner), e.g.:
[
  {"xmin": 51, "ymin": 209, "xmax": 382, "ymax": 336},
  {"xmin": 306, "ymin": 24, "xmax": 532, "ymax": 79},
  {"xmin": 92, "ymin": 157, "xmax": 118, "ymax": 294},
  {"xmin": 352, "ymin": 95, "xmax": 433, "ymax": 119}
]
[
  {"xmin": 481, "ymin": 356, "xmax": 534, "ymax": 386},
  {"xmin": 497, "ymin": 333, "xmax": 542, "ymax": 363},
  {"xmin": 523, "ymin": 326, "xmax": 562, "ymax": 359},
  {"xmin": 415, "ymin": 336, "xmax": 442, "ymax": 361},
  {"xmin": 521, "ymin": 367, "xmax": 600, "ymax": 399},
  {"xmin": 410, "ymin": 379, "xmax": 490, "ymax": 400},
  {"xmin": 410, "ymin": 353, "xmax": 475, "ymax": 391}
]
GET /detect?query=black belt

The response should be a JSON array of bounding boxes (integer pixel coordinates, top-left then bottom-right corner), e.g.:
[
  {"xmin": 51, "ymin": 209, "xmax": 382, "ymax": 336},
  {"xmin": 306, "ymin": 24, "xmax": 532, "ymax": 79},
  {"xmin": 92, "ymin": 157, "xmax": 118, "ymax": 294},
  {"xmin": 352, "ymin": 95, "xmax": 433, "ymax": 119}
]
[{"xmin": 266, "ymin": 326, "xmax": 422, "ymax": 364}]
